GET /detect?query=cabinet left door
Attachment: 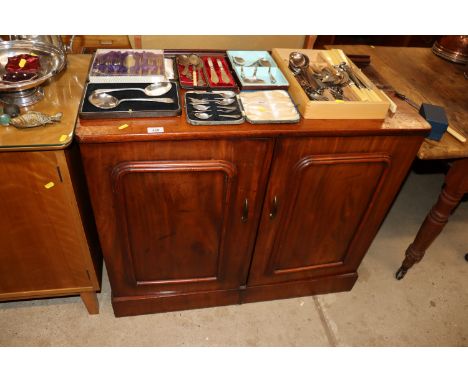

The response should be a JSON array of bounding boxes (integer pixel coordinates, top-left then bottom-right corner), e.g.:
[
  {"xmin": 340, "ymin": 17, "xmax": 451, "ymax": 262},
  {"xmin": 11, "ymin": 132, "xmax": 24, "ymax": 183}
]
[
  {"xmin": 80, "ymin": 139, "xmax": 273, "ymax": 315},
  {"xmin": 0, "ymin": 151, "xmax": 98, "ymax": 298}
]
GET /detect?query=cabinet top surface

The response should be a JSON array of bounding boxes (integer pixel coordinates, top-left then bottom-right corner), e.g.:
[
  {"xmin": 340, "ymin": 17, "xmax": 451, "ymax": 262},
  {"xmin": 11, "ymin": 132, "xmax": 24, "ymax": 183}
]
[
  {"xmin": 75, "ymin": 92, "xmax": 429, "ymax": 144},
  {"xmin": 0, "ymin": 52, "xmax": 426, "ymax": 145},
  {"xmin": 330, "ymin": 45, "xmax": 468, "ymax": 160},
  {"xmin": 0, "ymin": 55, "xmax": 91, "ymax": 152}
]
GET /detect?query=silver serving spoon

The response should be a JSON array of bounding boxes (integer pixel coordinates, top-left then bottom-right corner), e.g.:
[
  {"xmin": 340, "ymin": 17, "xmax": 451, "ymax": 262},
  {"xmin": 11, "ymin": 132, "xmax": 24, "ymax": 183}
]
[
  {"xmin": 233, "ymin": 57, "xmax": 266, "ymax": 83},
  {"xmin": 194, "ymin": 112, "xmax": 241, "ymax": 119},
  {"xmin": 89, "ymin": 93, "xmax": 174, "ymax": 109},
  {"xmin": 232, "ymin": 56, "xmax": 262, "ymax": 67},
  {"xmin": 258, "ymin": 58, "xmax": 277, "ymax": 83},
  {"xmin": 91, "ymin": 82, "xmax": 172, "ymax": 97},
  {"xmin": 188, "ymin": 54, "xmax": 205, "ymax": 86},
  {"xmin": 177, "ymin": 54, "xmax": 191, "ymax": 77},
  {"xmin": 289, "ymin": 52, "xmax": 310, "ymax": 70},
  {"xmin": 289, "ymin": 52, "xmax": 323, "ymax": 92}
]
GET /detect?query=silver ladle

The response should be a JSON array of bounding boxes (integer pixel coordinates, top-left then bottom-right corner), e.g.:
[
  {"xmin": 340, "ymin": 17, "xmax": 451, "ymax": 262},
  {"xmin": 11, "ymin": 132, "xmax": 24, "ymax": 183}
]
[
  {"xmin": 89, "ymin": 93, "xmax": 174, "ymax": 109},
  {"xmin": 289, "ymin": 52, "xmax": 327, "ymax": 98},
  {"xmin": 289, "ymin": 52, "xmax": 320, "ymax": 89},
  {"xmin": 91, "ymin": 82, "xmax": 173, "ymax": 97},
  {"xmin": 194, "ymin": 112, "xmax": 241, "ymax": 119},
  {"xmin": 289, "ymin": 52, "xmax": 310, "ymax": 69},
  {"xmin": 177, "ymin": 54, "xmax": 191, "ymax": 77}
]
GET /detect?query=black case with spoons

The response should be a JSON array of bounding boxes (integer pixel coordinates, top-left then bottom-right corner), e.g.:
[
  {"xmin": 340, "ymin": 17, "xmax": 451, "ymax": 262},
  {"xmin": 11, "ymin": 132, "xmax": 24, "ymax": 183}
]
[{"xmin": 79, "ymin": 81, "xmax": 181, "ymax": 119}]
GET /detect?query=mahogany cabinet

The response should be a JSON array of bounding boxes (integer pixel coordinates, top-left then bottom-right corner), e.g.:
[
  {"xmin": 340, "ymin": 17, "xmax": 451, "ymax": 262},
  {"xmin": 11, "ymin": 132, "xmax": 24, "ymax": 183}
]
[
  {"xmin": 76, "ymin": 104, "xmax": 428, "ymax": 316},
  {"xmin": 0, "ymin": 148, "xmax": 102, "ymax": 313},
  {"xmin": 245, "ymin": 136, "xmax": 414, "ymax": 301},
  {"xmin": 0, "ymin": 55, "xmax": 102, "ymax": 314},
  {"xmin": 79, "ymin": 139, "xmax": 273, "ymax": 315}
]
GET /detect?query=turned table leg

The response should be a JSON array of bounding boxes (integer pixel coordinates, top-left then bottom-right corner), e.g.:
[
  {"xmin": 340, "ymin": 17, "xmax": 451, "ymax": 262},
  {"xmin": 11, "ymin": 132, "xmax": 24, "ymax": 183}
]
[
  {"xmin": 80, "ymin": 291, "xmax": 99, "ymax": 314},
  {"xmin": 396, "ymin": 158, "xmax": 468, "ymax": 280}
]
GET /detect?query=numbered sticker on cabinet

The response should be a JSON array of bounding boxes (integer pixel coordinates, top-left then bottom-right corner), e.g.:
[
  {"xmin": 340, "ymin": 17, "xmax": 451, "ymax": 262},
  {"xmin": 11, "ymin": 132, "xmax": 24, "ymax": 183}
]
[{"xmin": 147, "ymin": 127, "xmax": 164, "ymax": 134}]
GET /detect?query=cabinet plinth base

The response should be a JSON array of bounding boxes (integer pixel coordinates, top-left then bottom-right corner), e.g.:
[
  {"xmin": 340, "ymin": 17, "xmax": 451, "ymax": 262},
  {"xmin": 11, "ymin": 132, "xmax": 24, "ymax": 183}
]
[
  {"xmin": 112, "ymin": 289, "xmax": 241, "ymax": 317},
  {"xmin": 242, "ymin": 272, "xmax": 358, "ymax": 304},
  {"xmin": 111, "ymin": 273, "xmax": 358, "ymax": 317}
]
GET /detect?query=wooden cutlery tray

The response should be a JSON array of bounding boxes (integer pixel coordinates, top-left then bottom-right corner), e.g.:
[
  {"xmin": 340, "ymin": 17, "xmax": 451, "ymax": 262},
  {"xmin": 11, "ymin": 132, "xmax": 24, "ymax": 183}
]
[{"xmin": 272, "ymin": 48, "xmax": 390, "ymax": 119}]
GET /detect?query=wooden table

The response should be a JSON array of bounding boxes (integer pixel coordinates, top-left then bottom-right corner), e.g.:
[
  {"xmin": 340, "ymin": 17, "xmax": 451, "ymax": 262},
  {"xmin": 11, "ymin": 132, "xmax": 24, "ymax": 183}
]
[
  {"xmin": 0, "ymin": 55, "xmax": 102, "ymax": 314},
  {"xmin": 332, "ymin": 45, "xmax": 468, "ymax": 279}
]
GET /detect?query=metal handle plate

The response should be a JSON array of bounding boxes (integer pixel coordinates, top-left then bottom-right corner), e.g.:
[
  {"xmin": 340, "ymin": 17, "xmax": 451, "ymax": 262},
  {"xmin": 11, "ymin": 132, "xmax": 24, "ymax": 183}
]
[
  {"xmin": 241, "ymin": 198, "xmax": 248, "ymax": 223},
  {"xmin": 269, "ymin": 196, "xmax": 278, "ymax": 220}
]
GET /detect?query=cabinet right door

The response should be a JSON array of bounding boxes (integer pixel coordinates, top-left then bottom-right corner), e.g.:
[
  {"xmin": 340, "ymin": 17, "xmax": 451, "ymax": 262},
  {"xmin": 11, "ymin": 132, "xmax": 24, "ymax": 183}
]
[{"xmin": 248, "ymin": 135, "xmax": 419, "ymax": 286}]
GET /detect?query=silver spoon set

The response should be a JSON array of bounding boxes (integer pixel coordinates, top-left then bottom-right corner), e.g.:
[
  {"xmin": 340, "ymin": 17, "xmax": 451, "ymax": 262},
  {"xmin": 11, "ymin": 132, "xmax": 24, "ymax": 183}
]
[
  {"xmin": 232, "ymin": 56, "xmax": 276, "ymax": 84},
  {"xmin": 188, "ymin": 92, "xmax": 241, "ymax": 120},
  {"xmin": 88, "ymin": 82, "xmax": 174, "ymax": 109},
  {"xmin": 289, "ymin": 52, "xmax": 353, "ymax": 101},
  {"xmin": 288, "ymin": 51, "xmax": 378, "ymax": 102}
]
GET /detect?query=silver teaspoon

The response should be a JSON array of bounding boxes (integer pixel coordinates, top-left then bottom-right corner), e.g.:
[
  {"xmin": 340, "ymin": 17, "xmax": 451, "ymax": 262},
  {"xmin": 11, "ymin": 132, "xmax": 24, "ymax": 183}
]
[
  {"xmin": 189, "ymin": 98, "xmax": 236, "ymax": 106},
  {"xmin": 194, "ymin": 112, "xmax": 241, "ymax": 119},
  {"xmin": 192, "ymin": 104, "xmax": 237, "ymax": 112}
]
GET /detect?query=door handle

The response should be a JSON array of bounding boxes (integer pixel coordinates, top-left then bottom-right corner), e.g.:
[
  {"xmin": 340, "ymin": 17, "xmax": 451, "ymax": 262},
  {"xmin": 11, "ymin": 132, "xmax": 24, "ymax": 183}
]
[
  {"xmin": 269, "ymin": 195, "xmax": 278, "ymax": 220},
  {"xmin": 241, "ymin": 198, "xmax": 249, "ymax": 223}
]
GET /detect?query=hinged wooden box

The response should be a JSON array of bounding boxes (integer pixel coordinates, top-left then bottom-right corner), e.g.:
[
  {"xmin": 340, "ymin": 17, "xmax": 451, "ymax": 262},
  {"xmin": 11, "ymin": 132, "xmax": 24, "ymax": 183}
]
[{"xmin": 272, "ymin": 48, "xmax": 390, "ymax": 119}]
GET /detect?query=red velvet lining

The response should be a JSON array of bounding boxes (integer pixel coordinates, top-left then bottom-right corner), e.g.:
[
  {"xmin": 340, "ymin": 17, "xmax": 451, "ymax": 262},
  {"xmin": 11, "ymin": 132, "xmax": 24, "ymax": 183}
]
[
  {"xmin": 177, "ymin": 63, "xmax": 207, "ymax": 87},
  {"xmin": 201, "ymin": 56, "xmax": 235, "ymax": 87},
  {"xmin": 176, "ymin": 55, "xmax": 235, "ymax": 88}
]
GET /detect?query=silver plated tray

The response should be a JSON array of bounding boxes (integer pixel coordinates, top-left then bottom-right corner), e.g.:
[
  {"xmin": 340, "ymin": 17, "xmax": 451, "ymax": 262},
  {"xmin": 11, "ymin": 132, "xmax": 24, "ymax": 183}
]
[{"xmin": 0, "ymin": 40, "xmax": 66, "ymax": 92}]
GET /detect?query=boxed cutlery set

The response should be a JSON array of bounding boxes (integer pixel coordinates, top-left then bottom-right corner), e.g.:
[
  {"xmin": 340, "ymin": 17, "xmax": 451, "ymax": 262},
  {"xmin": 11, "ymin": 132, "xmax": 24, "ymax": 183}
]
[
  {"xmin": 79, "ymin": 81, "xmax": 181, "ymax": 119},
  {"xmin": 185, "ymin": 89, "xmax": 300, "ymax": 125},
  {"xmin": 239, "ymin": 90, "xmax": 300, "ymax": 124},
  {"xmin": 174, "ymin": 53, "xmax": 236, "ymax": 90},
  {"xmin": 80, "ymin": 49, "xmax": 181, "ymax": 119},
  {"xmin": 271, "ymin": 48, "xmax": 390, "ymax": 119},
  {"xmin": 78, "ymin": 48, "xmax": 390, "ymax": 122},
  {"xmin": 226, "ymin": 51, "xmax": 289, "ymax": 90},
  {"xmin": 89, "ymin": 49, "xmax": 176, "ymax": 83},
  {"xmin": 185, "ymin": 91, "xmax": 244, "ymax": 125}
]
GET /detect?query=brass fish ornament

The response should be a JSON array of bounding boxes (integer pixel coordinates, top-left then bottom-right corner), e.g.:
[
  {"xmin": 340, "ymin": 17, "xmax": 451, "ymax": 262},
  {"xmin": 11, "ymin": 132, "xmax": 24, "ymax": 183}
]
[{"xmin": 10, "ymin": 111, "xmax": 63, "ymax": 129}]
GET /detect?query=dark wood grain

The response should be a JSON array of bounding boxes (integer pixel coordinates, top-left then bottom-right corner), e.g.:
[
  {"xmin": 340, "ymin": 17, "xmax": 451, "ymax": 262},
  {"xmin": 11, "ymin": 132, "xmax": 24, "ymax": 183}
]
[
  {"xmin": 397, "ymin": 158, "xmax": 468, "ymax": 279},
  {"xmin": 328, "ymin": 46, "xmax": 467, "ymax": 278},
  {"xmin": 330, "ymin": 45, "xmax": 467, "ymax": 160},
  {"xmin": 80, "ymin": 139, "xmax": 274, "ymax": 304},
  {"xmin": 248, "ymin": 135, "xmax": 423, "ymax": 286},
  {"xmin": 242, "ymin": 273, "xmax": 358, "ymax": 304},
  {"xmin": 112, "ymin": 160, "xmax": 235, "ymax": 285},
  {"xmin": 76, "ymin": 63, "xmax": 429, "ymax": 315},
  {"xmin": 80, "ymin": 291, "xmax": 99, "ymax": 314},
  {"xmin": 0, "ymin": 56, "xmax": 101, "ymax": 314},
  {"xmin": 0, "ymin": 150, "xmax": 101, "ymax": 309}
]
